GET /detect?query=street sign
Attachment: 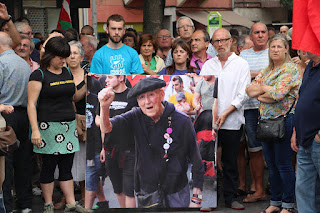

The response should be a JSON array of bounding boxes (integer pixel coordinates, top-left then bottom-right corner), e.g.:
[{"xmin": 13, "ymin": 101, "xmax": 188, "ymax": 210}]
[{"xmin": 207, "ymin": 12, "xmax": 222, "ymax": 39}]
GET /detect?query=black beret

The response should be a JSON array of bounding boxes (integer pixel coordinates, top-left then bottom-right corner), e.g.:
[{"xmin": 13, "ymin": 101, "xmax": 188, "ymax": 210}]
[{"xmin": 127, "ymin": 77, "xmax": 166, "ymax": 99}]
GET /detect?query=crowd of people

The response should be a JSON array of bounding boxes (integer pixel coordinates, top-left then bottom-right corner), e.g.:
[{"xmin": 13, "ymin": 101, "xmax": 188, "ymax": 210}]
[{"xmin": 0, "ymin": 1, "xmax": 319, "ymax": 212}]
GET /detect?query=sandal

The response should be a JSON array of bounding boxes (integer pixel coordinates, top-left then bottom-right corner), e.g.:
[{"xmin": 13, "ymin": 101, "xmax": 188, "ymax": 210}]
[
  {"xmin": 262, "ymin": 205, "xmax": 281, "ymax": 213},
  {"xmin": 243, "ymin": 194, "xmax": 267, "ymax": 203},
  {"xmin": 280, "ymin": 208, "xmax": 297, "ymax": 213},
  {"xmin": 54, "ymin": 196, "xmax": 66, "ymax": 210}
]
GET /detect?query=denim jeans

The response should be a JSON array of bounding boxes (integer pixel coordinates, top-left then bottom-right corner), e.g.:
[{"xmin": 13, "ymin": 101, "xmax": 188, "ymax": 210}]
[
  {"xmin": 261, "ymin": 113, "xmax": 295, "ymax": 208},
  {"xmin": 296, "ymin": 139, "xmax": 320, "ymax": 213}
]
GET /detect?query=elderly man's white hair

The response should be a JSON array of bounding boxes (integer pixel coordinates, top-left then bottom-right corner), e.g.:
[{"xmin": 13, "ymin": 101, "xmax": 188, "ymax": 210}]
[
  {"xmin": 82, "ymin": 35, "xmax": 98, "ymax": 50},
  {"xmin": 14, "ymin": 21, "xmax": 30, "ymax": 34},
  {"xmin": 176, "ymin": 16, "xmax": 194, "ymax": 29}
]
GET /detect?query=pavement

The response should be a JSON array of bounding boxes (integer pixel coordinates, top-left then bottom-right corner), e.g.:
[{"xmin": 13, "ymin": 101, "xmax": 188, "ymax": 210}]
[{"xmin": 30, "ymin": 168, "xmax": 271, "ymax": 213}]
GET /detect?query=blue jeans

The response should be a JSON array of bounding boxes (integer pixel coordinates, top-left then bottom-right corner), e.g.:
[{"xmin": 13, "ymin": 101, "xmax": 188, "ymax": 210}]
[
  {"xmin": 296, "ymin": 139, "xmax": 320, "ymax": 213},
  {"xmin": 261, "ymin": 114, "xmax": 295, "ymax": 208}
]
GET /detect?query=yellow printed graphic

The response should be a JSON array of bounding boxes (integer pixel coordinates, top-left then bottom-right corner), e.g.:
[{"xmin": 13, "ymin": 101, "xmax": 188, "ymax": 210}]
[{"xmin": 50, "ymin": 80, "xmax": 74, "ymax": 86}]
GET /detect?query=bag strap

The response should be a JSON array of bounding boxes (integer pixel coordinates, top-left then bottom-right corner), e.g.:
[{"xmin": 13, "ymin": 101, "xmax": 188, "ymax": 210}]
[
  {"xmin": 194, "ymin": 60, "xmax": 201, "ymax": 70},
  {"xmin": 284, "ymin": 97, "xmax": 296, "ymax": 117}
]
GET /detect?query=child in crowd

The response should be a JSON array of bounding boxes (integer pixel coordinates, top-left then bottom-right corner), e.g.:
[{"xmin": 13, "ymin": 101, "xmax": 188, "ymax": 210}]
[{"xmin": 174, "ymin": 92, "xmax": 190, "ymax": 114}]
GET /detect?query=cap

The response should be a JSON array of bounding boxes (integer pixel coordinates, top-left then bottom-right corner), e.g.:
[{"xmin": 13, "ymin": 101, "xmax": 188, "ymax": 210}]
[
  {"xmin": 176, "ymin": 92, "xmax": 185, "ymax": 101},
  {"xmin": 127, "ymin": 77, "xmax": 166, "ymax": 99}
]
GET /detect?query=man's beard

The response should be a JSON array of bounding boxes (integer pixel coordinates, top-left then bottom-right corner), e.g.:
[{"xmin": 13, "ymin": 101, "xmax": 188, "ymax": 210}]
[{"xmin": 109, "ymin": 35, "xmax": 122, "ymax": 44}]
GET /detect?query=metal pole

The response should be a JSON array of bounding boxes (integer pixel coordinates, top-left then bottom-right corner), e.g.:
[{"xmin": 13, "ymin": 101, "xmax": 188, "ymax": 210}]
[{"xmin": 92, "ymin": 0, "xmax": 97, "ymax": 37}]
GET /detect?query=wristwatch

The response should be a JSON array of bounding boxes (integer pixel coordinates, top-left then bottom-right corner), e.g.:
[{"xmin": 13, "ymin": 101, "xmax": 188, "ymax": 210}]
[{"xmin": 4, "ymin": 15, "xmax": 12, "ymax": 23}]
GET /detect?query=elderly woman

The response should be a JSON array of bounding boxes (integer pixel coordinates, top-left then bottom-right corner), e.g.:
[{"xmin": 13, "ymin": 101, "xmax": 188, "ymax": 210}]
[
  {"xmin": 159, "ymin": 39, "xmax": 199, "ymax": 75},
  {"xmin": 27, "ymin": 36, "xmax": 88, "ymax": 213},
  {"xmin": 138, "ymin": 34, "xmax": 165, "ymax": 74},
  {"xmin": 66, "ymin": 40, "xmax": 87, "ymax": 207},
  {"xmin": 246, "ymin": 34, "xmax": 300, "ymax": 213}
]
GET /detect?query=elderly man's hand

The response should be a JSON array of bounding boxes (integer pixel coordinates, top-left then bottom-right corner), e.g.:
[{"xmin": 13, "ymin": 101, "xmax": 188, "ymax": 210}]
[
  {"xmin": 0, "ymin": 3, "xmax": 10, "ymax": 21},
  {"xmin": 98, "ymin": 87, "xmax": 115, "ymax": 107}
]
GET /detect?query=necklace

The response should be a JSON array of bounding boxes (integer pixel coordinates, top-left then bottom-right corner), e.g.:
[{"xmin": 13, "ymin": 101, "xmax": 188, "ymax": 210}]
[{"xmin": 163, "ymin": 116, "xmax": 172, "ymax": 160}]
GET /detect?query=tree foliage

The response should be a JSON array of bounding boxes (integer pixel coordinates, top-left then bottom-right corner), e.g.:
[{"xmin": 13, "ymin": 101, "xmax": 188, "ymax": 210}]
[{"xmin": 280, "ymin": 0, "xmax": 293, "ymax": 10}]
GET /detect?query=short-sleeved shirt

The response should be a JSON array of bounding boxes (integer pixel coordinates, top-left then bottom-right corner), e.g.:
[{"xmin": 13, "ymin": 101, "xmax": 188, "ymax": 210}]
[
  {"xmin": 0, "ymin": 50, "xmax": 31, "ymax": 107},
  {"xmin": 29, "ymin": 68, "xmax": 75, "ymax": 122},
  {"xmin": 90, "ymin": 44, "xmax": 144, "ymax": 75},
  {"xmin": 168, "ymin": 91, "xmax": 194, "ymax": 108},
  {"xmin": 295, "ymin": 61, "xmax": 320, "ymax": 148},
  {"xmin": 86, "ymin": 92, "xmax": 102, "ymax": 159},
  {"xmin": 251, "ymin": 62, "xmax": 300, "ymax": 120},
  {"xmin": 194, "ymin": 80, "xmax": 215, "ymax": 111},
  {"xmin": 240, "ymin": 48, "xmax": 269, "ymax": 109}
]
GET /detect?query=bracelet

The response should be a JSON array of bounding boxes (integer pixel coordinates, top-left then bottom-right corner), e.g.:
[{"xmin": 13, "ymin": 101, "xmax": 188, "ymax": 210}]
[
  {"xmin": 191, "ymin": 199, "xmax": 201, "ymax": 205},
  {"xmin": 76, "ymin": 80, "xmax": 85, "ymax": 90}
]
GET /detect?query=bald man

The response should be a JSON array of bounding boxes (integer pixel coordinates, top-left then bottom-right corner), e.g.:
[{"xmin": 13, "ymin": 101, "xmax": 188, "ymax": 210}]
[
  {"xmin": 200, "ymin": 28, "xmax": 250, "ymax": 210},
  {"xmin": 0, "ymin": 32, "xmax": 33, "ymax": 213},
  {"xmin": 279, "ymin": 25, "xmax": 289, "ymax": 35},
  {"xmin": 156, "ymin": 29, "xmax": 173, "ymax": 61}
]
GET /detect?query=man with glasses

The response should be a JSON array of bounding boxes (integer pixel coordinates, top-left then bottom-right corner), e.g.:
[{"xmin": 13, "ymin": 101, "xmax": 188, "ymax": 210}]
[
  {"xmin": 156, "ymin": 29, "xmax": 172, "ymax": 61},
  {"xmin": 200, "ymin": 28, "xmax": 250, "ymax": 210},
  {"xmin": 15, "ymin": 21, "xmax": 40, "ymax": 63},
  {"xmin": 14, "ymin": 35, "xmax": 39, "ymax": 71},
  {"xmin": 165, "ymin": 16, "xmax": 216, "ymax": 66}
]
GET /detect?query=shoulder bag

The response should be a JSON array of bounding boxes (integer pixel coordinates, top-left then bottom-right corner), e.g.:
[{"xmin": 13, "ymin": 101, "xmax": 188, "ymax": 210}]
[{"xmin": 256, "ymin": 99, "xmax": 295, "ymax": 143}]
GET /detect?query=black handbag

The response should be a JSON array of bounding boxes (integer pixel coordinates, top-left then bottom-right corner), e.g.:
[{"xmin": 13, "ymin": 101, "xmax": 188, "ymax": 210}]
[
  {"xmin": 136, "ymin": 158, "xmax": 169, "ymax": 208},
  {"xmin": 136, "ymin": 186, "xmax": 167, "ymax": 208},
  {"xmin": 256, "ymin": 99, "xmax": 295, "ymax": 143}
]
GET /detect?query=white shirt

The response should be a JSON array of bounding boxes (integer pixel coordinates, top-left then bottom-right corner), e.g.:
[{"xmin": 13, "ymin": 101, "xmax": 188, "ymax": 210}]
[{"xmin": 200, "ymin": 53, "xmax": 251, "ymax": 130}]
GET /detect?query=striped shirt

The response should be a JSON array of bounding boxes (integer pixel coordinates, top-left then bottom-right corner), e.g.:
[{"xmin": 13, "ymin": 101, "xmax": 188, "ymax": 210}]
[{"xmin": 240, "ymin": 47, "xmax": 269, "ymax": 109}]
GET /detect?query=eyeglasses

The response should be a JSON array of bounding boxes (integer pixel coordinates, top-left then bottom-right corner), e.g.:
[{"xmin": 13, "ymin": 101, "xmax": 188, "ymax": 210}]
[
  {"xmin": 177, "ymin": 25, "xmax": 193, "ymax": 29},
  {"xmin": 157, "ymin": 35, "xmax": 171, "ymax": 39},
  {"xmin": 212, "ymin": 38, "xmax": 231, "ymax": 45},
  {"xmin": 18, "ymin": 43, "xmax": 30, "ymax": 48}
]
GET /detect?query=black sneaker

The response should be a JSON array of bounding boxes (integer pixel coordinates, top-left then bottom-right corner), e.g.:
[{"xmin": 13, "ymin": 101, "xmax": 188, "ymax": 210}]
[{"xmin": 92, "ymin": 201, "xmax": 109, "ymax": 210}]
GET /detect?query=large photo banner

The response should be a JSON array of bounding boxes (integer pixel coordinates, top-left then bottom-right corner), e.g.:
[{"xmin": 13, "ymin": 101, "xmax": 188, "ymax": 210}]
[{"xmin": 86, "ymin": 74, "xmax": 217, "ymax": 210}]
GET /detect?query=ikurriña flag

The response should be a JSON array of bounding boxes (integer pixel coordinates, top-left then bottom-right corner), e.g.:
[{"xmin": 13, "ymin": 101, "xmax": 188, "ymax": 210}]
[
  {"xmin": 57, "ymin": 0, "xmax": 72, "ymax": 30},
  {"xmin": 292, "ymin": 0, "xmax": 320, "ymax": 55}
]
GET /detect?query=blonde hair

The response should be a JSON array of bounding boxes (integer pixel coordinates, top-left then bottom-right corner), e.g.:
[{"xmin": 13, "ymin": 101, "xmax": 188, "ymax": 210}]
[{"xmin": 266, "ymin": 34, "xmax": 291, "ymax": 71}]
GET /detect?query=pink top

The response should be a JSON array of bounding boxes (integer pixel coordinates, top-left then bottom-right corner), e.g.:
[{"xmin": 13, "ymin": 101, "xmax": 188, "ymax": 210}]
[{"xmin": 190, "ymin": 53, "xmax": 213, "ymax": 70}]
